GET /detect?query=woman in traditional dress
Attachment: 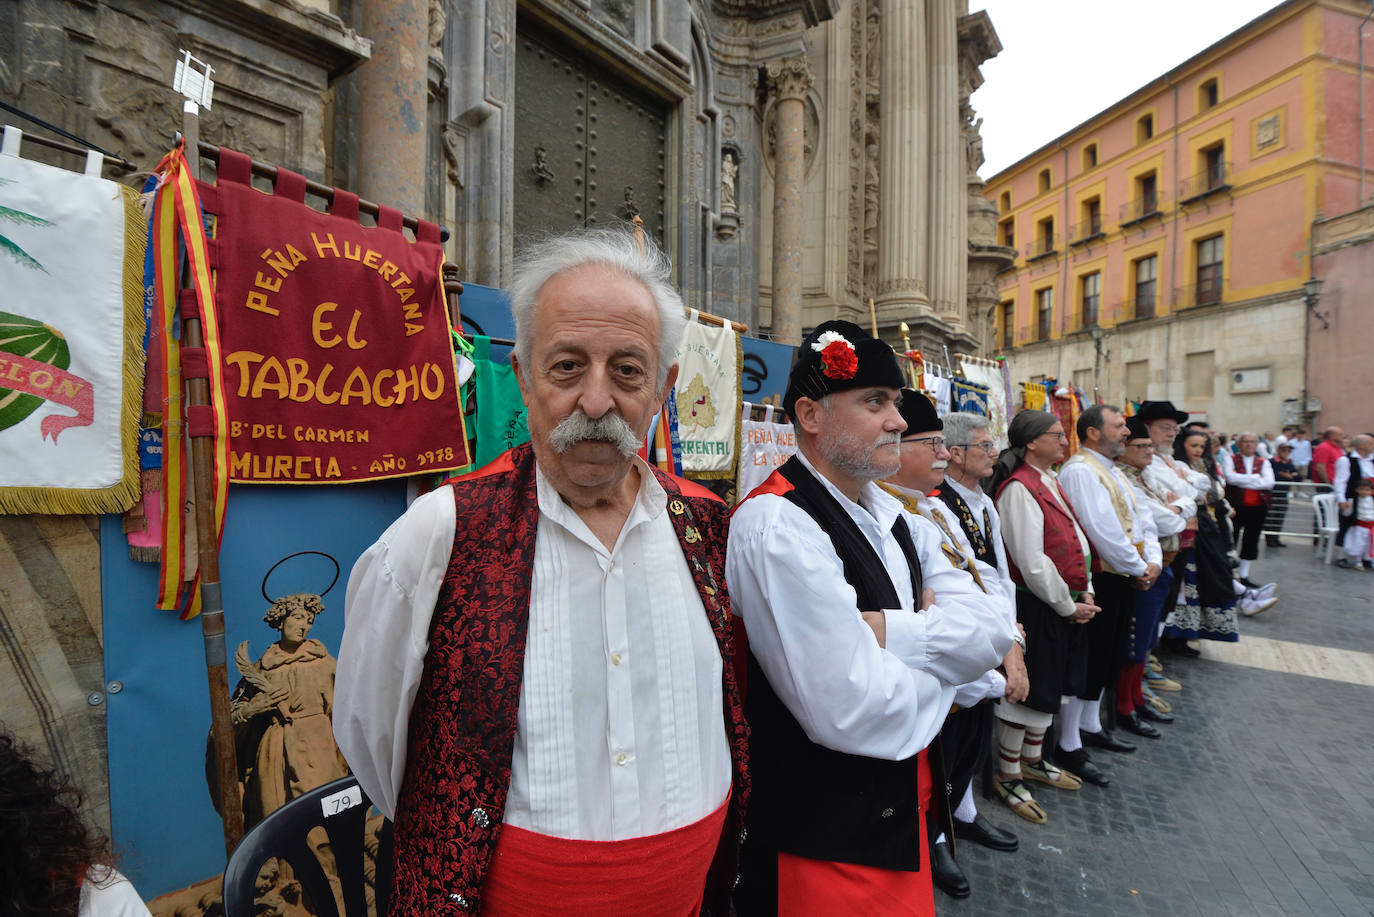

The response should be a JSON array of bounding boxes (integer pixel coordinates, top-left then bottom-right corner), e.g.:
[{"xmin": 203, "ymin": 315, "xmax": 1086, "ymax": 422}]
[
  {"xmin": 1159, "ymin": 430, "xmax": 1240, "ymax": 652},
  {"xmin": 230, "ymin": 593, "xmax": 349, "ymax": 828}
]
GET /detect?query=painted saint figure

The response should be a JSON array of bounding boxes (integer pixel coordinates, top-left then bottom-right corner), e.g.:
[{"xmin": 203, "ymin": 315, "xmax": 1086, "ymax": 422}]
[{"xmin": 230, "ymin": 592, "xmax": 349, "ymax": 828}]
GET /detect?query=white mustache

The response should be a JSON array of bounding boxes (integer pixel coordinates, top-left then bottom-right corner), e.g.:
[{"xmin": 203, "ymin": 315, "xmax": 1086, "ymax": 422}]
[
  {"xmin": 931, "ymin": 460, "xmax": 949, "ymax": 470},
  {"xmin": 549, "ymin": 409, "xmax": 640, "ymax": 457}
]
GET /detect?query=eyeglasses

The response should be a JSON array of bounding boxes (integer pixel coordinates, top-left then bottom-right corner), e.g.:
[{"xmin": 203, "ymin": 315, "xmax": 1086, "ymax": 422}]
[
  {"xmin": 902, "ymin": 435, "xmax": 946, "ymax": 449},
  {"xmin": 1038, "ymin": 431, "xmax": 1069, "ymax": 441},
  {"xmin": 1127, "ymin": 442, "xmax": 1154, "ymax": 449},
  {"xmin": 952, "ymin": 441, "xmax": 997, "ymax": 453}
]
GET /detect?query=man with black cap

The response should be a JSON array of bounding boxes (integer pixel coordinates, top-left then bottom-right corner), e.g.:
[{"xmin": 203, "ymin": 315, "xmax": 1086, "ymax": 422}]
[
  {"xmin": 878, "ymin": 396, "xmax": 1022, "ymax": 899},
  {"xmin": 1105, "ymin": 416, "xmax": 1180, "ymax": 746},
  {"xmin": 990, "ymin": 411, "xmax": 1099, "ymax": 824},
  {"xmin": 728, "ymin": 321, "xmax": 1015, "ymax": 915},
  {"xmin": 1058, "ymin": 405, "xmax": 1166, "ymax": 742}
]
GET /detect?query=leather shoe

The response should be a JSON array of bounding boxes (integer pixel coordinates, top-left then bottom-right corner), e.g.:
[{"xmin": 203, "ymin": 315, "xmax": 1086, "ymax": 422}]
[
  {"xmin": 1158, "ymin": 637, "xmax": 1200, "ymax": 658},
  {"xmin": 1081, "ymin": 729, "xmax": 1136, "ymax": 753},
  {"xmin": 930, "ymin": 841, "xmax": 971, "ymax": 898},
  {"xmin": 1137, "ymin": 703, "xmax": 1174, "ymax": 723},
  {"xmin": 952, "ymin": 812, "xmax": 1018, "ymax": 852},
  {"xmin": 1054, "ymin": 746, "xmax": 1109, "ymax": 787},
  {"xmin": 1117, "ymin": 711, "xmax": 1161, "ymax": 739}
]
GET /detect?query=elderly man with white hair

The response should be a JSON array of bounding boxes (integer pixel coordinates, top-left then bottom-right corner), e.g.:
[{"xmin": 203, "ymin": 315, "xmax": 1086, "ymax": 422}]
[
  {"xmin": 334, "ymin": 229, "xmax": 748, "ymax": 916},
  {"xmin": 1222, "ymin": 432, "xmax": 1275, "ymax": 588}
]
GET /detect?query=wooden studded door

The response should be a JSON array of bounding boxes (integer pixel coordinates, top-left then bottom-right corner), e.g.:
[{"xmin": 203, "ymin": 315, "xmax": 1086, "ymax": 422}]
[{"xmin": 514, "ymin": 31, "xmax": 668, "ymax": 249}]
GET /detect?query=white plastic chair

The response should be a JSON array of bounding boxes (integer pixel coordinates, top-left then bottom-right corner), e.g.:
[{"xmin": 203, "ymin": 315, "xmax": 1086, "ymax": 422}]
[{"xmin": 1312, "ymin": 493, "xmax": 1340, "ymax": 564}]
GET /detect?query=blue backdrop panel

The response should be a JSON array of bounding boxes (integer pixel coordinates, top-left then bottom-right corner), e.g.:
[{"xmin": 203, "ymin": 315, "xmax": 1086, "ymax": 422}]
[
  {"xmin": 456, "ymin": 282, "xmax": 513, "ymax": 360},
  {"xmin": 101, "ymin": 481, "xmax": 407, "ymax": 897}
]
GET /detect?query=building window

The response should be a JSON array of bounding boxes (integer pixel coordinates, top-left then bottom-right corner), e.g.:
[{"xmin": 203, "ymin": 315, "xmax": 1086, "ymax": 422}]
[
  {"xmin": 1080, "ymin": 271, "xmax": 1101, "ymax": 328},
  {"xmin": 1001, "ymin": 300, "xmax": 1015, "ymax": 350},
  {"xmin": 1083, "ymin": 143, "xmax": 1098, "ymax": 170},
  {"xmin": 1073, "ymin": 368, "xmax": 1093, "ymax": 392},
  {"xmin": 1081, "ymin": 196, "xmax": 1102, "ymax": 238},
  {"xmin": 1199, "ymin": 78, "xmax": 1219, "ymax": 111},
  {"xmin": 1037, "ymin": 168, "xmax": 1052, "ymax": 194},
  {"xmin": 1203, "ymin": 143, "xmax": 1226, "ymax": 189},
  {"xmin": 1126, "ymin": 359, "xmax": 1149, "ymax": 400},
  {"xmin": 1036, "ymin": 287, "xmax": 1054, "ymax": 341},
  {"xmin": 1196, "ymin": 234, "xmax": 1224, "ymax": 304},
  {"xmin": 999, "ymin": 190, "xmax": 1011, "ymax": 212},
  {"xmin": 1133, "ymin": 254, "xmax": 1158, "ymax": 319},
  {"xmin": 1137, "ymin": 172, "xmax": 1158, "ymax": 215},
  {"xmin": 1186, "ymin": 350, "xmax": 1215, "ymax": 399},
  {"xmin": 1000, "ymin": 217, "xmax": 1015, "ymax": 248},
  {"xmin": 1137, "ymin": 113, "xmax": 1154, "ymax": 143},
  {"xmin": 1034, "ymin": 216, "xmax": 1055, "ymax": 257}
]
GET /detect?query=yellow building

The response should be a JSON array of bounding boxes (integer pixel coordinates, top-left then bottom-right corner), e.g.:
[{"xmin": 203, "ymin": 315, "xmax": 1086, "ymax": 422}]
[{"xmin": 985, "ymin": 0, "xmax": 1371, "ymax": 433}]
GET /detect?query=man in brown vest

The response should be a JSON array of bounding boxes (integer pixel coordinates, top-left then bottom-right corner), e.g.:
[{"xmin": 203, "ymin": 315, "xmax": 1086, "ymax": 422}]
[{"xmin": 334, "ymin": 229, "xmax": 748, "ymax": 915}]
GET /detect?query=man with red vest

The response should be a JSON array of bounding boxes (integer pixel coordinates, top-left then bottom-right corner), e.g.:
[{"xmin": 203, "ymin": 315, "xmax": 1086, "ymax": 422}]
[
  {"xmin": 1058, "ymin": 405, "xmax": 1165, "ymax": 743},
  {"xmin": 334, "ymin": 229, "xmax": 748, "ymax": 916},
  {"xmin": 990, "ymin": 411, "xmax": 1099, "ymax": 824},
  {"xmin": 1223, "ymin": 432, "xmax": 1276, "ymax": 588},
  {"xmin": 727, "ymin": 322, "xmax": 1014, "ymax": 915}
]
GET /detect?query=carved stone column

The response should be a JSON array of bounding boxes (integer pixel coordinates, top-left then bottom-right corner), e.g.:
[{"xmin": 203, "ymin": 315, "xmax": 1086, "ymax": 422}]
[
  {"xmin": 876, "ymin": 0, "xmax": 930, "ymax": 317},
  {"xmin": 928, "ymin": 0, "xmax": 962, "ymax": 319},
  {"xmin": 767, "ymin": 57, "xmax": 813, "ymax": 346},
  {"xmin": 357, "ymin": 0, "xmax": 430, "ymax": 216}
]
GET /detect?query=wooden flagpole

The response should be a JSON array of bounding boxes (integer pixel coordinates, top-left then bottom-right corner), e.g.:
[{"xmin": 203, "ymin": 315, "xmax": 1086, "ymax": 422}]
[{"xmin": 175, "ymin": 74, "xmax": 243, "ymax": 854}]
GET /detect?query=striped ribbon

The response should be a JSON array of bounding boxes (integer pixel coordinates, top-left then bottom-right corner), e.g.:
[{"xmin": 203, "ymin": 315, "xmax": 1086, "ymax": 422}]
[{"xmin": 151, "ymin": 141, "xmax": 229, "ymax": 619}]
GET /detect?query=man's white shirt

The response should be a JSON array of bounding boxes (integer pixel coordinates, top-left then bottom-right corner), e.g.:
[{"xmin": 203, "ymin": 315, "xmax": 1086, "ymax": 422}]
[
  {"xmin": 995, "ymin": 464, "xmax": 1091, "ymax": 616},
  {"xmin": 726, "ymin": 451, "xmax": 1015, "ymax": 761},
  {"xmin": 1059, "ymin": 449, "xmax": 1156, "ymax": 575},
  {"xmin": 1223, "ymin": 453, "xmax": 1275, "ymax": 492},
  {"xmin": 334, "ymin": 456, "xmax": 731, "ymax": 839},
  {"xmin": 1333, "ymin": 452, "xmax": 1374, "ymax": 503}
]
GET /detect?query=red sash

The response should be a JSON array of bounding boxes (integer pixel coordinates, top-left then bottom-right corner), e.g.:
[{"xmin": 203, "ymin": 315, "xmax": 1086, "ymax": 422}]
[
  {"xmin": 1356, "ymin": 520, "xmax": 1374, "ymax": 559},
  {"xmin": 481, "ymin": 797, "xmax": 729, "ymax": 916},
  {"xmin": 775, "ymin": 751, "xmax": 935, "ymax": 917}
]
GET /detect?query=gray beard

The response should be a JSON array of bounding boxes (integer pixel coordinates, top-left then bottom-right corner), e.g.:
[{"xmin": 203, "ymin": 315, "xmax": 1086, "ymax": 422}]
[{"xmin": 818, "ymin": 426, "xmax": 901, "ymax": 483}]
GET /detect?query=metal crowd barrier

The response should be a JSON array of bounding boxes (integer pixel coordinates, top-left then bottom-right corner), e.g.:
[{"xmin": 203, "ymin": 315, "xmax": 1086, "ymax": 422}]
[{"xmin": 1260, "ymin": 480, "xmax": 1333, "ymax": 545}]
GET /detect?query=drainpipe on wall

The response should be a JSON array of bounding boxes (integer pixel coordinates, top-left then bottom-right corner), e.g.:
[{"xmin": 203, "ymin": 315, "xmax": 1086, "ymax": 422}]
[
  {"xmin": 1165, "ymin": 73, "xmax": 1180, "ymax": 405},
  {"xmin": 1360, "ymin": 3, "xmax": 1374, "ymax": 205},
  {"xmin": 1057, "ymin": 139, "xmax": 1069, "ymax": 386}
]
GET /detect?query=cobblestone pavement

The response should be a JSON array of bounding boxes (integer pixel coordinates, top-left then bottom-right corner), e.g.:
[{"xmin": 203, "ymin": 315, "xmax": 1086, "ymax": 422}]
[{"xmin": 940, "ymin": 541, "xmax": 1374, "ymax": 917}]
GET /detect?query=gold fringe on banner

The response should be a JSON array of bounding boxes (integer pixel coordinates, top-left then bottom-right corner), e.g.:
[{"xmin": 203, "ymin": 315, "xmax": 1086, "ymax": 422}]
[{"xmin": 0, "ymin": 184, "xmax": 147, "ymax": 515}]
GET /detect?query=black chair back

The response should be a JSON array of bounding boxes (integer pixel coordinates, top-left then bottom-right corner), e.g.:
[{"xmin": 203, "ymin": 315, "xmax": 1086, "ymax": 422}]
[{"xmin": 221, "ymin": 776, "xmax": 392, "ymax": 917}]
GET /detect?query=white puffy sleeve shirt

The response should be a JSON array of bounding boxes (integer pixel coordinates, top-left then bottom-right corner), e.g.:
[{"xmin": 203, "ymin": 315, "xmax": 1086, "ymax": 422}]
[
  {"xmin": 995, "ymin": 465, "xmax": 1091, "ymax": 617},
  {"xmin": 1224, "ymin": 454, "xmax": 1275, "ymax": 491},
  {"xmin": 726, "ymin": 453, "xmax": 1013, "ymax": 761},
  {"xmin": 1058, "ymin": 452, "xmax": 1151, "ymax": 577},
  {"xmin": 335, "ymin": 459, "xmax": 731, "ymax": 840},
  {"xmin": 1144, "ymin": 454, "xmax": 1198, "ymax": 521}
]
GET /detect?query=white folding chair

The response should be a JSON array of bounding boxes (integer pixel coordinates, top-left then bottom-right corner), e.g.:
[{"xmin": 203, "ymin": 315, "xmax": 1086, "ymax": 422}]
[{"xmin": 1312, "ymin": 493, "xmax": 1340, "ymax": 565}]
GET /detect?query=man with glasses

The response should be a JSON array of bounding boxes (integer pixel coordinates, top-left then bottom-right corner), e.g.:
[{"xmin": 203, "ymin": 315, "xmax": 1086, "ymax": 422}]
[
  {"xmin": 1058, "ymin": 405, "xmax": 1166, "ymax": 741},
  {"xmin": 728, "ymin": 322, "xmax": 1015, "ymax": 915},
  {"xmin": 990, "ymin": 412, "xmax": 1098, "ymax": 825},
  {"xmin": 878, "ymin": 400, "xmax": 1022, "ymax": 899}
]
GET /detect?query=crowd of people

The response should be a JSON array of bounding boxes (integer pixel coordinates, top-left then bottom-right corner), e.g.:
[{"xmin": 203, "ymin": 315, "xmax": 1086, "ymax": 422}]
[
  {"xmin": 11, "ymin": 225, "xmax": 1366, "ymax": 915},
  {"xmin": 333, "ymin": 226, "xmax": 1331, "ymax": 915}
]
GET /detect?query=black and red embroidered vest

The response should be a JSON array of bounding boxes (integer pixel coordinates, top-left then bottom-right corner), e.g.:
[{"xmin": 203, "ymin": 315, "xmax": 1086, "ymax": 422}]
[
  {"xmin": 995, "ymin": 462, "xmax": 1090, "ymax": 593},
  {"xmin": 390, "ymin": 443, "xmax": 750, "ymax": 915}
]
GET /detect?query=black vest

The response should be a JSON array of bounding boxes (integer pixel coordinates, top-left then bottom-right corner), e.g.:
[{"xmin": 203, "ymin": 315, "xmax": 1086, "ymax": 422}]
[
  {"xmin": 1346, "ymin": 451, "xmax": 1367, "ymax": 502},
  {"xmin": 937, "ymin": 478, "xmax": 997, "ymax": 568},
  {"xmin": 737, "ymin": 457, "xmax": 926, "ymax": 915}
]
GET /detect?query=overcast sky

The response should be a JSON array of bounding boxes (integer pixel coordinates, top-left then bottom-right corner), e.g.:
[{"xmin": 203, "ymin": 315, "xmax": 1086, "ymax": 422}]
[{"xmin": 969, "ymin": 0, "xmax": 1286, "ymax": 178}]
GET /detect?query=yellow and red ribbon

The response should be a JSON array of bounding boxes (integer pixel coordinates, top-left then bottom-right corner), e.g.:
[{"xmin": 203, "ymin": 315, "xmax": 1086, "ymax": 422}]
[{"xmin": 151, "ymin": 141, "xmax": 229, "ymax": 619}]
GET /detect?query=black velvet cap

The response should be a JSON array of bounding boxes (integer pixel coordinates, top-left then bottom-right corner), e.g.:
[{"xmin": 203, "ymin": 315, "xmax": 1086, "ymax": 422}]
[
  {"xmin": 783, "ymin": 320, "xmax": 904, "ymax": 417},
  {"xmin": 898, "ymin": 389, "xmax": 942, "ymax": 436},
  {"xmin": 1125, "ymin": 415, "xmax": 1152, "ymax": 441}
]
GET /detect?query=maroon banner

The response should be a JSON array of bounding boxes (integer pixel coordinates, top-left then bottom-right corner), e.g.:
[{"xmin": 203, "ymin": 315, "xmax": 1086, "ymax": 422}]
[{"xmin": 206, "ymin": 150, "xmax": 469, "ymax": 483}]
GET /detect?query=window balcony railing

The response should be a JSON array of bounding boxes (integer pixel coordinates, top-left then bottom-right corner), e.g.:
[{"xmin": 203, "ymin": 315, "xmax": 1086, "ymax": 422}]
[
  {"xmin": 1120, "ymin": 294, "xmax": 1157, "ymax": 321},
  {"xmin": 1024, "ymin": 235, "xmax": 1059, "ymax": 262},
  {"xmin": 1179, "ymin": 161, "xmax": 1233, "ymax": 203},
  {"xmin": 1069, "ymin": 217, "xmax": 1105, "ymax": 245},
  {"xmin": 1173, "ymin": 278, "xmax": 1227, "ymax": 309},
  {"xmin": 1119, "ymin": 193, "xmax": 1163, "ymax": 225}
]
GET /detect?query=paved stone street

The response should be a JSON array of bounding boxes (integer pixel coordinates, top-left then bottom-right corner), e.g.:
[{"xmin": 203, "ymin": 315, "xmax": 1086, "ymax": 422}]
[{"xmin": 941, "ymin": 541, "xmax": 1374, "ymax": 917}]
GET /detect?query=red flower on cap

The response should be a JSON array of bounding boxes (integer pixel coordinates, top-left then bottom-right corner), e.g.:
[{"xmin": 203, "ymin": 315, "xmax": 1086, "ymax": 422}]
[{"xmin": 816, "ymin": 335, "xmax": 858, "ymax": 380}]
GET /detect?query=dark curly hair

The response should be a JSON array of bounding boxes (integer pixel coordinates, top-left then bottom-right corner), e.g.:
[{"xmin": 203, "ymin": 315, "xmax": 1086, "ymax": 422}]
[{"xmin": 0, "ymin": 729, "xmax": 113, "ymax": 916}]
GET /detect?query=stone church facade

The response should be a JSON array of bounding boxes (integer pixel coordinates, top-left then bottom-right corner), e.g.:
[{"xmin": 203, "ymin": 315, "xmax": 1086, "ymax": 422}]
[{"xmin": 5, "ymin": 0, "xmax": 1009, "ymax": 354}]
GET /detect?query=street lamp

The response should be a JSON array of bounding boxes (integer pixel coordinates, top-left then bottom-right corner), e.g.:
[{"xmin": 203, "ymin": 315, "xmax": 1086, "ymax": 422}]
[{"xmin": 1304, "ymin": 276, "xmax": 1328, "ymax": 330}]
